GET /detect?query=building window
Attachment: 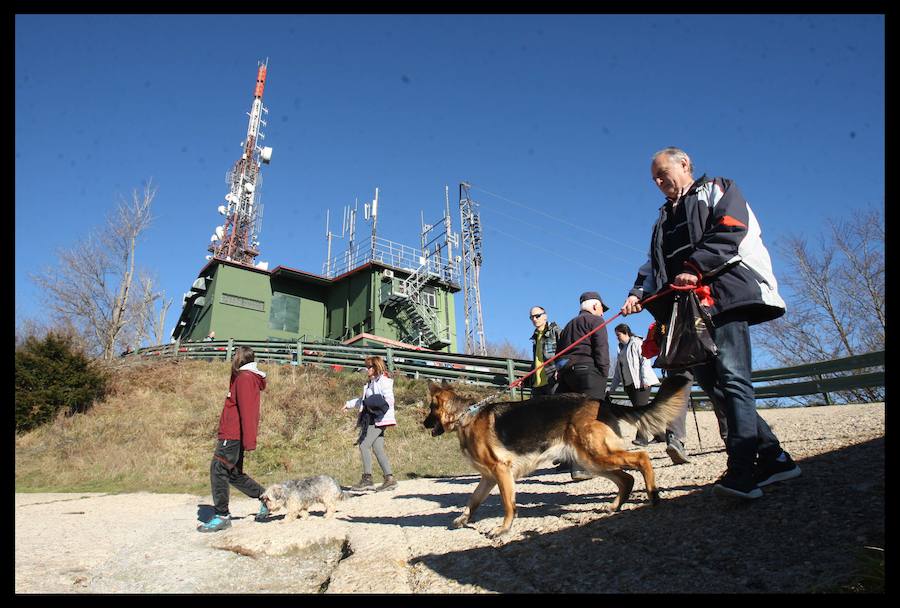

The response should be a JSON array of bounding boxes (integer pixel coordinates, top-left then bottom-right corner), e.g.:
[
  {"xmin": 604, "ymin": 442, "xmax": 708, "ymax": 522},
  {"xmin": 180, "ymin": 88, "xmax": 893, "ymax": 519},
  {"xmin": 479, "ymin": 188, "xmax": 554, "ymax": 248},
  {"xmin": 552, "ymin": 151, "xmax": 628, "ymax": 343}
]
[
  {"xmin": 421, "ymin": 286, "xmax": 437, "ymax": 309},
  {"xmin": 269, "ymin": 292, "xmax": 300, "ymax": 333},
  {"xmin": 220, "ymin": 292, "xmax": 265, "ymax": 312}
]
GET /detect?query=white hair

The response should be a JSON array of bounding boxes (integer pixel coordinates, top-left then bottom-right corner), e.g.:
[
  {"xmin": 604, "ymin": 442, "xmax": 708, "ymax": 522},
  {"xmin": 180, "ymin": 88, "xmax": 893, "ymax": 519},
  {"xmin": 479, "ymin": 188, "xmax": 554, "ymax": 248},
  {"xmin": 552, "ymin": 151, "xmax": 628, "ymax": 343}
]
[
  {"xmin": 652, "ymin": 147, "xmax": 693, "ymax": 173},
  {"xmin": 580, "ymin": 299, "xmax": 601, "ymax": 312}
]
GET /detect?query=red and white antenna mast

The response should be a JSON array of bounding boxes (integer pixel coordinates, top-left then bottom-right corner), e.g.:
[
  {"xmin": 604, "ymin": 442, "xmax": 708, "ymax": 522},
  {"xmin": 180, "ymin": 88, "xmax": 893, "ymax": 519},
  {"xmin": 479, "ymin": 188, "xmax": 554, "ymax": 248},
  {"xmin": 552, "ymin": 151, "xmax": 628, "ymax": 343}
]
[{"xmin": 208, "ymin": 58, "xmax": 274, "ymax": 267}]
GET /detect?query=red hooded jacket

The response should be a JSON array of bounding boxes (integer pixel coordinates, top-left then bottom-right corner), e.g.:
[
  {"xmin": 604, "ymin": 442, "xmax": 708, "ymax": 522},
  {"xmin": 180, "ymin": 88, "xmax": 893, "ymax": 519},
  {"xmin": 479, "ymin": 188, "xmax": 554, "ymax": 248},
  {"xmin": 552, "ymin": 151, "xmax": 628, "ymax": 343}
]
[{"xmin": 217, "ymin": 363, "xmax": 267, "ymax": 450}]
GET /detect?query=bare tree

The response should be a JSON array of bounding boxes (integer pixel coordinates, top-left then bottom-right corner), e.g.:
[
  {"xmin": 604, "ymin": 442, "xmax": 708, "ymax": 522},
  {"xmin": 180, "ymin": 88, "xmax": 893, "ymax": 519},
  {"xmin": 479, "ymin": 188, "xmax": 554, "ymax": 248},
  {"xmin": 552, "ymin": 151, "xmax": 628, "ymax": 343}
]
[
  {"xmin": 483, "ymin": 338, "xmax": 530, "ymax": 360},
  {"xmin": 154, "ymin": 295, "xmax": 174, "ymax": 345},
  {"xmin": 755, "ymin": 205, "xmax": 884, "ymax": 404},
  {"xmin": 31, "ymin": 181, "xmax": 160, "ymax": 360}
]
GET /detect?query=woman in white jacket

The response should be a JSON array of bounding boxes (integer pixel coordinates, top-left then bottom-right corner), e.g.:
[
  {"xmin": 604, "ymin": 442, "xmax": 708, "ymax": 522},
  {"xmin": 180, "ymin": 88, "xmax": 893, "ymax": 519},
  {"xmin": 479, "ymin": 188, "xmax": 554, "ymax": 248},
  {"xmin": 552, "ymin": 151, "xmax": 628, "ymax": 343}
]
[
  {"xmin": 343, "ymin": 355, "xmax": 398, "ymax": 492},
  {"xmin": 609, "ymin": 324, "xmax": 660, "ymax": 404},
  {"xmin": 609, "ymin": 324, "xmax": 662, "ymax": 445}
]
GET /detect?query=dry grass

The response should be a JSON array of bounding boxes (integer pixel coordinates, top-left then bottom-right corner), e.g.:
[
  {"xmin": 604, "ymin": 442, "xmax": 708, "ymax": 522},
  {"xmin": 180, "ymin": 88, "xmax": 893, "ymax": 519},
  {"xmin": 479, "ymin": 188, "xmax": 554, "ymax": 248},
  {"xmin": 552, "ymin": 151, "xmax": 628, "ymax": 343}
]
[{"xmin": 15, "ymin": 358, "xmax": 498, "ymax": 493}]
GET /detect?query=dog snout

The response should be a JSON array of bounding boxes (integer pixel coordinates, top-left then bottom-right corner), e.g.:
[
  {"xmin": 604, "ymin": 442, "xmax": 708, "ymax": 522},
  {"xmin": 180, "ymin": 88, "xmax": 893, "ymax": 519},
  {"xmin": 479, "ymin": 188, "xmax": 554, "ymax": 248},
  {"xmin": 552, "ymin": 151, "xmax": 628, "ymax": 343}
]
[{"xmin": 423, "ymin": 412, "xmax": 436, "ymax": 429}]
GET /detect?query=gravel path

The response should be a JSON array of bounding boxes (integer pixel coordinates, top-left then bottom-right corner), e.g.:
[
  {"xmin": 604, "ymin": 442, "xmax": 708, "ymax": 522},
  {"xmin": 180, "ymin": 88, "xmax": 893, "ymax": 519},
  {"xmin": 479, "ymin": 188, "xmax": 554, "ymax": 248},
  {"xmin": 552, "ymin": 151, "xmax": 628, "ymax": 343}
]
[{"xmin": 15, "ymin": 403, "xmax": 884, "ymax": 593}]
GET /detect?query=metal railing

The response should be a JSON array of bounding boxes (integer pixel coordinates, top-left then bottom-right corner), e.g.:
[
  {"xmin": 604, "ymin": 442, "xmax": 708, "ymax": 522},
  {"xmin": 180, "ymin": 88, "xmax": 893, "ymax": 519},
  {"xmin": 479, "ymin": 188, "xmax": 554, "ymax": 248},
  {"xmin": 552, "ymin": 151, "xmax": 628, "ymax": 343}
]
[
  {"xmin": 128, "ymin": 340, "xmax": 884, "ymax": 405},
  {"xmin": 323, "ymin": 236, "xmax": 458, "ymax": 284}
]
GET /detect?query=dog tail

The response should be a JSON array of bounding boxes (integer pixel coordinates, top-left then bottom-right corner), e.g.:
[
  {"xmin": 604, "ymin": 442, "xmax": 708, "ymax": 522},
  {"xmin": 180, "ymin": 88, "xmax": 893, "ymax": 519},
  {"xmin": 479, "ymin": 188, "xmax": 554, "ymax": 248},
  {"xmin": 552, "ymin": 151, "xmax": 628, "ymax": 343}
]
[{"xmin": 601, "ymin": 374, "xmax": 692, "ymax": 439}]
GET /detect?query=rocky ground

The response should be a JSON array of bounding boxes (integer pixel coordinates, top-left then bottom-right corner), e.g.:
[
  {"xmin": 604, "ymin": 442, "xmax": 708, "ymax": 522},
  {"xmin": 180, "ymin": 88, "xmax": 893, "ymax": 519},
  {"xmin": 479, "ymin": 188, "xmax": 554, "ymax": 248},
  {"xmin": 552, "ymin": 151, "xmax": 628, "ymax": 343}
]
[{"xmin": 15, "ymin": 403, "xmax": 884, "ymax": 594}]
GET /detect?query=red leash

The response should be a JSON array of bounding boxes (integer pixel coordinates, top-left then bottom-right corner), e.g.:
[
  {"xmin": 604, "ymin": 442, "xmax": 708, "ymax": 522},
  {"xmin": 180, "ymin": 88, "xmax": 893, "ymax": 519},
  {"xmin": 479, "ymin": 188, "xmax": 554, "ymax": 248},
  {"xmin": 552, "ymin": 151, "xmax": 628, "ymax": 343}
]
[{"xmin": 510, "ymin": 284, "xmax": 698, "ymax": 390}]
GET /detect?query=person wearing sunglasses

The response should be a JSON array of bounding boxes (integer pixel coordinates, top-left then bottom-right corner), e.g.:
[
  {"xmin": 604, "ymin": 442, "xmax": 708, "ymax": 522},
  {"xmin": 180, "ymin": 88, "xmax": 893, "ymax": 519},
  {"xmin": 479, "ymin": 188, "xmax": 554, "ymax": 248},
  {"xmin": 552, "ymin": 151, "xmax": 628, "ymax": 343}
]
[
  {"xmin": 343, "ymin": 355, "xmax": 398, "ymax": 492},
  {"xmin": 527, "ymin": 306, "xmax": 562, "ymax": 397}
]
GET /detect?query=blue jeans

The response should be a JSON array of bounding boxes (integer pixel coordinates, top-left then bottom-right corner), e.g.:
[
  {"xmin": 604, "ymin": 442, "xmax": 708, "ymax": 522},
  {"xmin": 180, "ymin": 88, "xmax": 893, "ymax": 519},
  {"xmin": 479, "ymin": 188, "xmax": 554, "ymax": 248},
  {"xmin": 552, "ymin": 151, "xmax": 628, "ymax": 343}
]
[{"xmin": 674, "ymin": 319, "xmax": 781, "ymax": 475}]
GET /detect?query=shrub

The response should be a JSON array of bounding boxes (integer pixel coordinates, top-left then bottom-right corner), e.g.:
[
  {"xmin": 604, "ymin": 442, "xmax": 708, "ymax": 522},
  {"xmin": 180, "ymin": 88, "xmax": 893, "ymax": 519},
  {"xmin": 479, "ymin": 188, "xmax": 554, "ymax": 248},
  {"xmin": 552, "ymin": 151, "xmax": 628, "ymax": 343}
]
[{"xmin": 15, "ymin": 332, "xmax": 108, "ymax": 433}]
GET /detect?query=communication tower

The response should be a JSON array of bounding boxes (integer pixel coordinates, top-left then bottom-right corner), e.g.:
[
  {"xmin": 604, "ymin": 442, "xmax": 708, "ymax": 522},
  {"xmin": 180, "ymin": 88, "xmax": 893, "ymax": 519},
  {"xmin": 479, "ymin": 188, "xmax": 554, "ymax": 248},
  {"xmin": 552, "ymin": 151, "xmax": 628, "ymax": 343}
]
[
  {"xmin": 459, "ymin": 182, "xmax": 487, "ymax": 355},
  {"xmin": 208, "ymin": 59, "xmax": 274, "ymax": 268}
]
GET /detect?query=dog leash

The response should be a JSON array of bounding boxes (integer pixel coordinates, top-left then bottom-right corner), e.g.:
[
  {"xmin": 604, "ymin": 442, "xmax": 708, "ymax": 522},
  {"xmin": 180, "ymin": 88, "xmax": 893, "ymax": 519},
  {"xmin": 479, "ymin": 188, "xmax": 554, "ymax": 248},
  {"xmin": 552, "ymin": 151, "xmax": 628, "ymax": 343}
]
[
  {"xmin": 509, "ymin": 284, "xmax": 697, "ymax": 391},
  {"xmin": 452, "ymin": 284, "xmax": 700, "ymax": 427}
]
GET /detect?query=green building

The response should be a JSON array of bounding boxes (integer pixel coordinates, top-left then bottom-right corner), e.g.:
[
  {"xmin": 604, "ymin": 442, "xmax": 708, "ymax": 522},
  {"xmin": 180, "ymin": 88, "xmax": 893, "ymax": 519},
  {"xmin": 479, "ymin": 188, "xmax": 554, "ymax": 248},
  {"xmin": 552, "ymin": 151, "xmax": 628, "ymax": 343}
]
[{"xmin": 171, "ymin": 255, "xmax": 460, "ymax": 352}]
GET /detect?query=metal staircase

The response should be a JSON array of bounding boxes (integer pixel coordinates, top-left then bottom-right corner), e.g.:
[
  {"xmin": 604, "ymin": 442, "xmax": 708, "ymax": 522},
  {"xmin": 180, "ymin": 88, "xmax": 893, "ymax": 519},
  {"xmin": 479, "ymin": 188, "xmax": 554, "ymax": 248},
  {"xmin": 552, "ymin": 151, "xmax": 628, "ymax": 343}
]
[{"xmin": 386, "ymin": 264, "xmax": 450, "ymax": 349}]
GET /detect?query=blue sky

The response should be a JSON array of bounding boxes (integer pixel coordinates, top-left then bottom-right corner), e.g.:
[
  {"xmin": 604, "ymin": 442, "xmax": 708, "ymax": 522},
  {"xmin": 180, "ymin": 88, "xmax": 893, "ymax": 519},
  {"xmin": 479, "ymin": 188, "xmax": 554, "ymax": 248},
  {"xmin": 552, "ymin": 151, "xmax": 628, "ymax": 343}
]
[{"xmin": 15, "ymin": 14, "xmax": 884, "ymax": 368}]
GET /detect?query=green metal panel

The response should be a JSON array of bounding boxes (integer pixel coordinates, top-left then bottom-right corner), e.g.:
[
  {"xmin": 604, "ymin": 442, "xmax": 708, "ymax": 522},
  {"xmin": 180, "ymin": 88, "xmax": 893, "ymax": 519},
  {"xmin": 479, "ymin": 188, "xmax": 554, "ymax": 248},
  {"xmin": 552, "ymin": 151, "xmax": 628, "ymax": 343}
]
[
  {"xmin": 206, "ymin": 264, "xmax": 272, "ymax": 341},
  {"xmin": 269, "ymin": 276, "xmax": 327, "ymax": 340}
]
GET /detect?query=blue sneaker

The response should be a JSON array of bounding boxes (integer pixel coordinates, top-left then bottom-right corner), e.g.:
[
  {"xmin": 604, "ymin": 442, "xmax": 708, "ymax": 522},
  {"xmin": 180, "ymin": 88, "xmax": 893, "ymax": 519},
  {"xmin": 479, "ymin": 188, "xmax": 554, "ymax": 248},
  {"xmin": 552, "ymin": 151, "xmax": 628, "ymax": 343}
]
[
  {"xmin": 197, "ymin": 514, "xmax": 231, "ymax": 533},
  {"xmin": 254, "ymin": 501, "xmax": 270, "ymax": 522}
]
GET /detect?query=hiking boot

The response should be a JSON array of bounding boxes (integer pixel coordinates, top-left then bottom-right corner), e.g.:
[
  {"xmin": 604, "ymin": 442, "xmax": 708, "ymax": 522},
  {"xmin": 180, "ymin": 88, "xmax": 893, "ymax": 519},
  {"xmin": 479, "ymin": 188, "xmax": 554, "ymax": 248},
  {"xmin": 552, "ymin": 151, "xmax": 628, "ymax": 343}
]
[
  {"xmin": 254, "ymin": 500, "xmax": 270, "ymax": 522},
  {"xmin": 350, "ymin": 473, "xmax": 375, "ymax": 491},
  {"xmin": 665, "ymin": 433, "xmax": 691, "ymax": 465},
  {"xmin": 375, "ymin": 474, "xmax": 398, "ymax": 492},
  {"xmin": 197, "ymin": 513, "xmax": 232, "ymax": 533},
  {"xmin": 754, "ymin": 451, "xmax": 802, "ymax": 487},
  {"xmin": 632, "ymin": 435, "xmax": 650, "ymax": 447},
  {"xmin": 712, "ymin": 471, "xmax": 763, "ymax": 500}
]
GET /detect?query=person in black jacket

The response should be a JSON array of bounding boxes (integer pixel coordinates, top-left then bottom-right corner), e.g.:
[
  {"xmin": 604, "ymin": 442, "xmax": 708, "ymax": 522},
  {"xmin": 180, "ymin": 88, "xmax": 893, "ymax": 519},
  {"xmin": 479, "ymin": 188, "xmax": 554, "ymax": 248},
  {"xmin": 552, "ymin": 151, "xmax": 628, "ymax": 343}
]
[
  {"xmin": 555, "ymin": 291, "xmax": 610, "ymax": 481},
  {"xmin": 556, "ymin": 292, "xmax": 611, "ymax": 398},
  {"xmin": 621, "ymin": 147, "xmax": 801, "ymax": 500}
]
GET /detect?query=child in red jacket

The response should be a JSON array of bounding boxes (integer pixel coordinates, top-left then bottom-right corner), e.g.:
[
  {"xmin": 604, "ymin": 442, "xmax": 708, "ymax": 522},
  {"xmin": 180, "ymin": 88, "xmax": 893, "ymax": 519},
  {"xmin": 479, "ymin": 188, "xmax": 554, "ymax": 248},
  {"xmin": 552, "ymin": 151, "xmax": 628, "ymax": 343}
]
[{"xmin": 198, "ymin": 346, "xmax": 269, "ymax": 532}]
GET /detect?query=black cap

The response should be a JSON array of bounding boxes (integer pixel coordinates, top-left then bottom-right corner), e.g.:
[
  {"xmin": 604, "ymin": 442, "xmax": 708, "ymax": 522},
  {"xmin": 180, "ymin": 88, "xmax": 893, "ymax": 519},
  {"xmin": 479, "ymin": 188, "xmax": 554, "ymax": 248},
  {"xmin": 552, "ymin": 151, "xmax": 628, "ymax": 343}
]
[{"xmin": 579, "ymin": 291, "xmax": 610, "ymax": 313}]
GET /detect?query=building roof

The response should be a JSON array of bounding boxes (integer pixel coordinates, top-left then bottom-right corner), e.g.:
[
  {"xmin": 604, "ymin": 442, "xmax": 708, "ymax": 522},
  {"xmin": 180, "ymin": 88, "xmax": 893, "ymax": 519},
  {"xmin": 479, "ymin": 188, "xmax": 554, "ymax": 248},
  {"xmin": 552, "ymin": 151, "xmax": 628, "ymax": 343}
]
[{"xmin": 342, "ymin": 332, "xmax": 429, "ymax": 351}]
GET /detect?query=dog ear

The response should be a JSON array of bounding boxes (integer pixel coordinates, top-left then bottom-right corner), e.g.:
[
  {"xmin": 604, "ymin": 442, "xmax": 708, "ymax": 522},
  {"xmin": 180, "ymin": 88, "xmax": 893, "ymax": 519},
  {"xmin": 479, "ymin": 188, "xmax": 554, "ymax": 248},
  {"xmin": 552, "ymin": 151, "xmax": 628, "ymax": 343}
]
[
  {"xmin": 428, "ymin": 381, "xmax": 442, "ymax": 396},
  {"xmin": 441, "ymin": 380, "xmax": 451, "ymax": 389}
]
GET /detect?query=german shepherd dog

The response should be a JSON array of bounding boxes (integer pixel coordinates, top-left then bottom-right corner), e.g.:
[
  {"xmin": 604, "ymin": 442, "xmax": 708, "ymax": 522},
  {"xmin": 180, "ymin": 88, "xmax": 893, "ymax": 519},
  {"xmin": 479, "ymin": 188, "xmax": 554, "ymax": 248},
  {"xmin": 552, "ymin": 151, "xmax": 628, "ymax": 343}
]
[{"xmin": 423, "ymin": 376, "xmax": 691, "ymax": 538}]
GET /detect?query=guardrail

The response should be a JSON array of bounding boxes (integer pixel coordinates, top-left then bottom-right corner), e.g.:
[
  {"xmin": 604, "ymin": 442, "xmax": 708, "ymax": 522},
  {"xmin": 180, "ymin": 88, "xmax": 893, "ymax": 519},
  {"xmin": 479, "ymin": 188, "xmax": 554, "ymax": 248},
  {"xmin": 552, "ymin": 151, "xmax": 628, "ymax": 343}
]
[{"xmin": 130, "ymin": 339, "xmax": 883, "ymax": 405}]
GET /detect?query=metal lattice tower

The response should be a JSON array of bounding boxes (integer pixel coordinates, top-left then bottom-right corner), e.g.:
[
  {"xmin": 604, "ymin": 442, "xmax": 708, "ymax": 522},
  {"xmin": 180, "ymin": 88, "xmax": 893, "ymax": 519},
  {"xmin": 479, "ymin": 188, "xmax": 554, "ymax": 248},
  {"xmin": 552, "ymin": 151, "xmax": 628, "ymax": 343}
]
[
  {"xmin": 208, "ymin": 59, "xmax": 274, "ymax": 267},
  {"xmin": 459, "ymin": 182, "xmax": 487, "ymax": 355}
]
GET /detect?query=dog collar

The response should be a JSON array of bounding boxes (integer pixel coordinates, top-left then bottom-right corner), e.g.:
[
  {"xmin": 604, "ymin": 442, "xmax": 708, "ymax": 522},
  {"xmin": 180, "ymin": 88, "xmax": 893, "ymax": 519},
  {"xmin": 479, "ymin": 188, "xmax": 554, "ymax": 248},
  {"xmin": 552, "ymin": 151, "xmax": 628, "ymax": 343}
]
[{"xmin": 455, "ymin": 392, "xmax": 501, "ymax": 426}]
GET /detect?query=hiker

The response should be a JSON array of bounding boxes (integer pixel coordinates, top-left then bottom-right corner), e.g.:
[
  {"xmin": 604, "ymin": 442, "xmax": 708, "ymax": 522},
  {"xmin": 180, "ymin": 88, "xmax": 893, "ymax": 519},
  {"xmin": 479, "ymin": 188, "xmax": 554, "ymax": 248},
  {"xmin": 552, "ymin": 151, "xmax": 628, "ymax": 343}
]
[
  {"xmin": 343, "ymin": 355, "xmax": 398, "ymax": 492},
  {"xmin": 198, "ymin": 346, "xmax": 269, "ymax": 532},
  {"xmin": 527, "ymin": 305, "xmax": 562, "ymax": 396},
  {"xmin": 556, "ymin": 291, "xmax": 611, "ymax": 481},
  {"xmin": 621, "ymin": 146, "xmax": 800, "ymax": 499}
]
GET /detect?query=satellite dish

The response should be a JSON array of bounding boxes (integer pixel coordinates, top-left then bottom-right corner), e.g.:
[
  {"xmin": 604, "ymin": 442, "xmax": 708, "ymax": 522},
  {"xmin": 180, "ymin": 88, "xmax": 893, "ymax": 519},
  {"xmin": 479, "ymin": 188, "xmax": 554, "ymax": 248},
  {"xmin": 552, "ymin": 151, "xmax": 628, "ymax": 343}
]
[
  {"xmin": 260, "ymin": 147, "xmax": 273, "ymax": 164},
  {"xmin": 225, "ymin": 193, "xmax": 237, "ymax": 203},
  {"xmin": 244, "ymin": 182, "xmax": 255, "ymax": 193},
  {"xmin": 210, "ymin": 234, "xmax": 219, "ymax": 242},
  {"xmin": 205, "ymin": 255, "xmax": 212, "ymax": 261},
  {"xmin": 215, "ymin": 226, "xmax": 225, "ymax": 239},
  {"xmin": 217, "ymin": 205, "xmax": 226, "ymax": 215}
]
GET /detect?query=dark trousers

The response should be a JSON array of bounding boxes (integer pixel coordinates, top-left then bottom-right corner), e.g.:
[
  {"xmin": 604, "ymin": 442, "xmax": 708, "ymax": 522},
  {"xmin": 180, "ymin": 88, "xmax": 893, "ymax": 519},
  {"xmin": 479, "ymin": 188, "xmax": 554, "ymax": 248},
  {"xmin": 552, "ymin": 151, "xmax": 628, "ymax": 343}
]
[
  {"xmin": 558, "ymin": 364, "xmax": 608, "ymax": 400},
  {"xmin": 670, "ymin": 319, "xmax": 781, "ymax": 475},
  {"xmin": 531, "ymin": 382, "xmax": 557, "ymax": 397},
  {"xmin": 624, "ymin": 384, "xmax": 652, "ymax": 407},
  {"xmin": 210, "ymin": 439, "xmax": 265, "ymax": 516}
]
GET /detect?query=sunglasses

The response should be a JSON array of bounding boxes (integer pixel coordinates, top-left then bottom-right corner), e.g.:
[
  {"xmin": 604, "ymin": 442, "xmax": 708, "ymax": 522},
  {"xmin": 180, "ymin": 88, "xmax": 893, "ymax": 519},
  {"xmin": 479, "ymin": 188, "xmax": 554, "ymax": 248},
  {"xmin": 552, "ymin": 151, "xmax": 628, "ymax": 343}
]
[{"xmin": 529, "ymin": 312, "xmax": 545, "ymax": 319}]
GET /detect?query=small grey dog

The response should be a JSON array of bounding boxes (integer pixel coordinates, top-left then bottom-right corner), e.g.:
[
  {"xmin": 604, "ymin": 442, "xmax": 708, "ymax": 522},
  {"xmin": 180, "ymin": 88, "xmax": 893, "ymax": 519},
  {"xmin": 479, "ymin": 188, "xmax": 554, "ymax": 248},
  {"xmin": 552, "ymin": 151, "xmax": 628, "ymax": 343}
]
[{"xmin": 259, "ymin": 475, "xmax": 348, "ymax": 522}]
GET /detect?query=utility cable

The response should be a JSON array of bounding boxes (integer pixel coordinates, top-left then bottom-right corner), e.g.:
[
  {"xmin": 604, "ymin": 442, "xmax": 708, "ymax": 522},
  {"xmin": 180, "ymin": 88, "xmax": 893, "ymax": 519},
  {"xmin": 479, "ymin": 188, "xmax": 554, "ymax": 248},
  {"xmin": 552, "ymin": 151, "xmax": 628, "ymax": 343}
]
[
  {"xmin": 483, "ymin": 224, "xmax": 633, "ymax": 283},
  {"xmin": 468, "ymin": 183, "xmax": 648, "ymax": 255},
  {"xmin": 478, "ymin": 204, "xmax": 640, "ymax": 267}
]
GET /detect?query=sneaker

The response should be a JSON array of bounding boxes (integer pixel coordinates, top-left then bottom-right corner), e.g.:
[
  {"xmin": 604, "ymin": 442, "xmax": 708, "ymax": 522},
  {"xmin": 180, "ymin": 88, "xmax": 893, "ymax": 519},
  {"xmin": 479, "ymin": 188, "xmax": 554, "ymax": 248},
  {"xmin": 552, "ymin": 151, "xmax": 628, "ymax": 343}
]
[
  {"xmin": 754, "ymin": 452, "xmax": 802, "ymax": 487},
  {"xmin": 375, "ymin": 475, "xmax": 398, "ymax": 492},
  {"xmin": 350, "ymin": 474, "xmax": 375, "ymax": 491},
  {"xmin": 712, "ymin": 471, "xmax": 763, "ymax": 500},
  {"xmin": 254, "ymin": 500, "xmax": 270, "ymax": 522},
  {"xmin": 665, "ymin": 434, "xmax": 691, "ymax": 465},
  {"xmin": 197, "ymin": 514, "xmax": 232, "ymax": 533}
]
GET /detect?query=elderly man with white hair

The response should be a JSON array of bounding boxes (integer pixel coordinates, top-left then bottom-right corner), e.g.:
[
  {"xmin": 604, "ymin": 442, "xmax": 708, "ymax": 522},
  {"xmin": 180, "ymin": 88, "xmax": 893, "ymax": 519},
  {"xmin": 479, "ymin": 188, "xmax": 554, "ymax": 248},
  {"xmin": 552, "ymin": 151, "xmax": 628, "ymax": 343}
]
[
  {"xmin": 556, "ymin": 291, "xmax": 611, "ymax": 400},
  {"xmin": 621, "ymin": 146, "xmax": 800, "ymax": 500},
  {"xmin": 554, "ymin": 291, "xmax": 611, "ymax": 480}
]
